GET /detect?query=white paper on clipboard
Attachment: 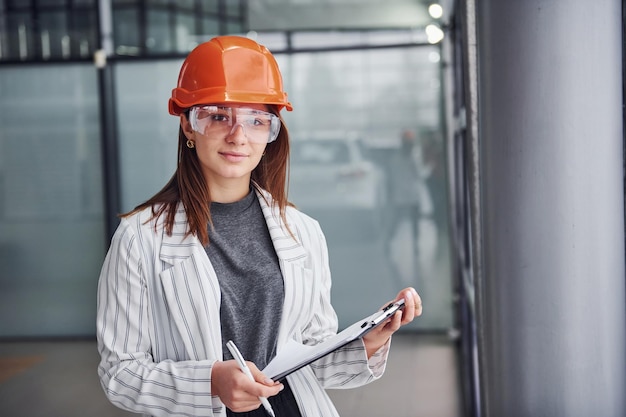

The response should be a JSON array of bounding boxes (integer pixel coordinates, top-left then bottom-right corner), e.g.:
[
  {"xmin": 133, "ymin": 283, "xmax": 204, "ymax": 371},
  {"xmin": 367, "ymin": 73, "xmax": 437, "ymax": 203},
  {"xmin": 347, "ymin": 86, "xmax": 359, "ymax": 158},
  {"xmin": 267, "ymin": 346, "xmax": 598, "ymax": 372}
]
[{"xmin": 262, "ymin": 299, "xmax": 406, "ymax": 381}]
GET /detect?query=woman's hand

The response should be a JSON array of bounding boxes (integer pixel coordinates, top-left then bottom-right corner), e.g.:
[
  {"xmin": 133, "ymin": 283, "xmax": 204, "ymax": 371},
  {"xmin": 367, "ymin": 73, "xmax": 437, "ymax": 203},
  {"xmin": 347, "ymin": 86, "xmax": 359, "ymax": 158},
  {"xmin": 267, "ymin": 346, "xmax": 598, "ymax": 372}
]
[
  {"xmin": 362, "ymin": 287, "xmax": 422, "ymax": 358},
  {"xmin": 211, "ymin": 360, "xmax": 283, "ymax": 412}
]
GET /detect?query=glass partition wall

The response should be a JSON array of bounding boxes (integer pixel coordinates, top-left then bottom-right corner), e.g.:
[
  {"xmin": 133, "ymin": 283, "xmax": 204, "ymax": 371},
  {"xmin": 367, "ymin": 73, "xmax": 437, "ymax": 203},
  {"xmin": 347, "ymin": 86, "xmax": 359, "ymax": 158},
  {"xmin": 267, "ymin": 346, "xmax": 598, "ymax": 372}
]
[
  {"xmin": 278, "ymin": 38, "xmax": 453, "ymax": 330},
  {"xmin": 0, "ymin": 0, "xmax": 247, "ymax": 337},
  {"xmin": 0, "ymin": 0, "xmax": 453, "ymax": 336},
  {"xmin": 0, "ymin": 64, "xmax": 104, "ymax": 336}
]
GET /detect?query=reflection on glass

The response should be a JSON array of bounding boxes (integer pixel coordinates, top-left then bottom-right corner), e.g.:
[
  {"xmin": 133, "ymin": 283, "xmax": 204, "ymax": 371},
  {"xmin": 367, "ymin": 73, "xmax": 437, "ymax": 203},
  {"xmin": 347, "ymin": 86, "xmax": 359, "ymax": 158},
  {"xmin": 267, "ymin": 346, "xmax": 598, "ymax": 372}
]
[{"xmin": 283, "ymin": 45, "xmax": 452, "ymax": 331}]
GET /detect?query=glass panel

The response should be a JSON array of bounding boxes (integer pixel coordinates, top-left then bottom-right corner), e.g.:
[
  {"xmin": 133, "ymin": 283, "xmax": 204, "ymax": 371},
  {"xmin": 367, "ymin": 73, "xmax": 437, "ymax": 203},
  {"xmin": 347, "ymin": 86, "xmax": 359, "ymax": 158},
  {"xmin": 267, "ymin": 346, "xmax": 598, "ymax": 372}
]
[
  {"xmin": 255, "ymin": 32, "xmax": 288, "ymax": 51},
  {"xmin": 70, "ymin": 9, "xmax": 98, "ymax": 58},
  {"xmin": 366, "ymin": 28, "xmax": 428, "ymax": 45},
  {"xmin": 175, "ymin": 12, "xmax": 195, "ymax": 52},
  {"xmin": 175, "ymin": 0, "xmax": 195, "ymax": 9},
  {"xmin": 113, "ymin": 8, "xmax": 141, "ymax": 55},
  {"xmin": 115, "ymin": 61, "xmax": 182, "ymax": 211},
  {"xmin": 147, "ymin": 9, "xmax": 172, "ymax": 53},
  {"xmin": 201, "ymin": 0, "xmax": 219, "ymax": 13},
  {"xmin": 225, "ymin": 0, "xmax": 241, "ymax": 16},
  {"xmin": 0, "ymin": 64, "xmax": 105, "ymax": 337},
  {"xmin": 200, "ymin": 17, "xmax": 219, "ymax": 38},
  {"xmin": 225, "ymin": 21, "xmax": 243, "ymax": 35},
  {"xmin": 6, "ymin": 12, "xmax": 36, "ymax": 61},
  {"xmin": 279, "ymin": 45, "xmax": 452, "ymax": 331},
  {"xmin": 293, "ymin": 31, "xmax": 365, "ymax": 49},
  {"xmin": 39, "ymin": 11, "xmax": 69, "ymax": 59}
]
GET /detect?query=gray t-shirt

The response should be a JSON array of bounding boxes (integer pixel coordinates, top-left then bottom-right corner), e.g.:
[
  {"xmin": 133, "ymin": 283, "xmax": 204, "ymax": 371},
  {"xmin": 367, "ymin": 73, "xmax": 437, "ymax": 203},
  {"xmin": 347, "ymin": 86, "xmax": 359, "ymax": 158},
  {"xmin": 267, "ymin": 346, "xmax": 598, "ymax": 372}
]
[{"xmin": 205, "ymin": 189, "xmax": 284, "ymax": 369}]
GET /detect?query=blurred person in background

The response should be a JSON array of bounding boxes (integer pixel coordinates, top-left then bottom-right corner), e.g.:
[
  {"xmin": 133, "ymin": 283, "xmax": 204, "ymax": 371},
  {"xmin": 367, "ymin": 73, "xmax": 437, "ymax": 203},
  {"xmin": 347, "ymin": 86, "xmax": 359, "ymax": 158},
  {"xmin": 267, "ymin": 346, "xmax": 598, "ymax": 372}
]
[
  {"xmin": 96, "ymin": 35, "xmax": 422, "ymax": 417},
  {"xmin": 382, "ymin": 129, "xmax": 430, "ymax": 275}
]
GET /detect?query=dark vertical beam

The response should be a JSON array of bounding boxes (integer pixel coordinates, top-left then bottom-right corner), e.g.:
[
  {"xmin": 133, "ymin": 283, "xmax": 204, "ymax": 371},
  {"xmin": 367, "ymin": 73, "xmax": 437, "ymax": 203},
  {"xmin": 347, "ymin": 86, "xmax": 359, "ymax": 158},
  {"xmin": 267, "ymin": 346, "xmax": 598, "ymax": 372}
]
[
  {"xmin": 0, "ymin": 0, "xmax": 8, "ymax": 60},
  {"xmin": 194, "ymin": 0, "xmax": 202, "ymax": 37},
  {"xmin": 30, "ymin": 0, "xmax": 41, "ymax": 59},
  {"xmin": 622, "ymin": 0, "xmax": 626, "ymax": 258},
  {"xmin": 449, "ymin": 0, "xmax": 482, "ymax": 414},
  {"xmin": 96, "ymin": 0, "xmax": 121, "ymax": 241},
  {"xmin": 460, "ymin": 0, "xmax": 482, "ymax": 416},
  {"xmin": 67, "ymin": 0, "xmax": 75, "ymax": 56},
  {"xmin": 240, "ymin": 0, "xmax": 247, "ymax": 31},
  {"xmin": 475, "ymin": 1, "xmax": 625, "ymax": 416},
  {"xmin": 218, "ymin": 0, "xmax": 225, "ymax": 35},
  {"xmin": 139, "ymin": 0, "xmax": 147, "ymax": 55},
  {"xmin": 168, "ymin": 0, "xmax": 176, "ymax": 53}
]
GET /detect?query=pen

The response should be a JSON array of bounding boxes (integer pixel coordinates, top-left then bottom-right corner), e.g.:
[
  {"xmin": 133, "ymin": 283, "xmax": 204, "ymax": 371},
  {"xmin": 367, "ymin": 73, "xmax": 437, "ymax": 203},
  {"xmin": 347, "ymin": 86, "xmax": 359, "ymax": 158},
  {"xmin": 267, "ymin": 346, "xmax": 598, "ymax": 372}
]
[{"xmin": 226, "ymin": 340, "xmax": 276, "ymax": 417}]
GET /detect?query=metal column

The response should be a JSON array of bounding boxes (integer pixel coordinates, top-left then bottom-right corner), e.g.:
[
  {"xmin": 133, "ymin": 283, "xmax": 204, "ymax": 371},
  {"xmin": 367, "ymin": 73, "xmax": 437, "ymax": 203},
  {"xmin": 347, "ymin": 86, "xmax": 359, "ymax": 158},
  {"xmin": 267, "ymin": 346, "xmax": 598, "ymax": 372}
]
[
  {"xmin": 474, "ymin": 1, "xmax": 625, "ymax": 416},
  {"xmin": 96, "ymin": 0, "xmax": 121, "ymax": 240}
]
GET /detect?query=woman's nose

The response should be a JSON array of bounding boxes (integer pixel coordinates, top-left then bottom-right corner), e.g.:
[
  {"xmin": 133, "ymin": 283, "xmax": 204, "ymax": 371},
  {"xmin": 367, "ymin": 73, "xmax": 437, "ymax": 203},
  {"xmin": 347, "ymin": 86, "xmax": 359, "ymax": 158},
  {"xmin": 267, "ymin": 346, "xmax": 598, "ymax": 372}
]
[{"xmin": 227, "ymin": 122, "xmax": 247, "ymax": 141}]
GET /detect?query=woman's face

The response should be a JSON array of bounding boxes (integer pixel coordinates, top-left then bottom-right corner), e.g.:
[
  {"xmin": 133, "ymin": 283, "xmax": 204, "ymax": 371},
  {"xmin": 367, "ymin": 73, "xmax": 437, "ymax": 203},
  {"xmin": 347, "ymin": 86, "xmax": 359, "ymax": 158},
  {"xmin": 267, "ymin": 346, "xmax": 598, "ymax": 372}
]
[{"xmin": 181, "ymin": 103, "xmax": 270, "ymax": 192}]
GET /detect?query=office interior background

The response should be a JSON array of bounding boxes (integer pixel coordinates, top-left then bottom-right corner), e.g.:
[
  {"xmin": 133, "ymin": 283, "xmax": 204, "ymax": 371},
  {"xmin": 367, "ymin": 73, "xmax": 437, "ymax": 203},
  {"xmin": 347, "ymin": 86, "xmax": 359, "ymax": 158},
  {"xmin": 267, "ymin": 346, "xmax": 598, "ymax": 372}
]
[{"xmin": 0, "ymin": 1, "xmax": 624, "ymax": 417}]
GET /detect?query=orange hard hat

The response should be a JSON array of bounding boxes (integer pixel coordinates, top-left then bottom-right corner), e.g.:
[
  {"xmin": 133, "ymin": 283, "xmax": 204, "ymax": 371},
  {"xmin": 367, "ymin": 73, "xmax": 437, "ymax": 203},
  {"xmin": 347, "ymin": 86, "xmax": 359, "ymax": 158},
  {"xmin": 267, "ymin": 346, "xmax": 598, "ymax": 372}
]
[{"xmin": 169, "ymin": 36, "xmax": 293, "ymax": 115}]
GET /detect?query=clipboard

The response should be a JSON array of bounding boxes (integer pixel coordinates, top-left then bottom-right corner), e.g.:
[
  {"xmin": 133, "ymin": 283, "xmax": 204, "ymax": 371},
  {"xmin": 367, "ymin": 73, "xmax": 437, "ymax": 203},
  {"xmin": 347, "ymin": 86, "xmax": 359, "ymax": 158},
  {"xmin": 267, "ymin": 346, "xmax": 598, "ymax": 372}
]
[{"xmin": 262, "ymin": 299, "xmax": 406, "ymax": 381}]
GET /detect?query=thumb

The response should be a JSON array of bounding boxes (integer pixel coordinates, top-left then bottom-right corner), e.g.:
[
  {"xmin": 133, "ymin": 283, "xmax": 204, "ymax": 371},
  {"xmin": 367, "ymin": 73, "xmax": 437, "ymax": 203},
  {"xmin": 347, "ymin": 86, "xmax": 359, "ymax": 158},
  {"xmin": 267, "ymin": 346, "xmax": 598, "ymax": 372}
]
[{"xmin": 247, "ymin": 362, "xmax": 276, "ymax": 386}]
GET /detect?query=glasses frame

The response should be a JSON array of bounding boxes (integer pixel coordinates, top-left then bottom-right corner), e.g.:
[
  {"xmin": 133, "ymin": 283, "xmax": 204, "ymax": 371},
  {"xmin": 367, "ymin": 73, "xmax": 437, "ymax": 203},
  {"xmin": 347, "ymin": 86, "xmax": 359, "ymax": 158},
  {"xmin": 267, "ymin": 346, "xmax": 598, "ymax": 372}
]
[{"xmin": 189, "ymin": 105, "xmax": 281, "ymax": 144}]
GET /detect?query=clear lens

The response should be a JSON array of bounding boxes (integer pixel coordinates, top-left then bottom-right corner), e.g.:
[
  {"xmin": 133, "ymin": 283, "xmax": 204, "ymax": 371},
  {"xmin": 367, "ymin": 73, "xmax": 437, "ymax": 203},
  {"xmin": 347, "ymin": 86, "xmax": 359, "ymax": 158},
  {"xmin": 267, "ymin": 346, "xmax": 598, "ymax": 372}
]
[{"xmin": 190, "ymin": 105, "xmax": 281, "ymax": 143}]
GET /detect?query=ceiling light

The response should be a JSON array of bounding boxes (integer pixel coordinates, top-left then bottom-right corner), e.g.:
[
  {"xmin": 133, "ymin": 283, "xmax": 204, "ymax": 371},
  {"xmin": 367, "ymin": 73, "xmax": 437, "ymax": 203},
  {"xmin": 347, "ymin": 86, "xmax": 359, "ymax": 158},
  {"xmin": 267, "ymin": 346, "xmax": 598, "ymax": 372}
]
[
  {"xmin": 429, "ymin": 4, "xmax": 444, "ymax": 19},
  {"xmin": 426, "ymin": 24, "xmax": 444, "ymax": 44}
]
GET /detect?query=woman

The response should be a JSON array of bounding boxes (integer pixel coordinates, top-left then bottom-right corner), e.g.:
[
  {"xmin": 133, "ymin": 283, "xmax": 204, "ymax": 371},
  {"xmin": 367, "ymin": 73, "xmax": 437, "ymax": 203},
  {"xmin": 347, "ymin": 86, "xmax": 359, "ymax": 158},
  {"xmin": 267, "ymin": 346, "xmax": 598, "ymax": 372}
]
[{"xmin": 97, "ymin": 35, "xmax": 422, "ymax": 417}]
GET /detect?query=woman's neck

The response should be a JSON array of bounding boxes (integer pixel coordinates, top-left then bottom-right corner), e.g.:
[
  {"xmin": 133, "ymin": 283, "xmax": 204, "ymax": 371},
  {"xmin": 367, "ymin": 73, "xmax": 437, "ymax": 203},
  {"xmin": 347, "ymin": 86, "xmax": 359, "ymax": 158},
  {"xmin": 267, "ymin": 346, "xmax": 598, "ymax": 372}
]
[{"xmin": 207, "ymin": 178, "xmax": 251, "ymax": 203}]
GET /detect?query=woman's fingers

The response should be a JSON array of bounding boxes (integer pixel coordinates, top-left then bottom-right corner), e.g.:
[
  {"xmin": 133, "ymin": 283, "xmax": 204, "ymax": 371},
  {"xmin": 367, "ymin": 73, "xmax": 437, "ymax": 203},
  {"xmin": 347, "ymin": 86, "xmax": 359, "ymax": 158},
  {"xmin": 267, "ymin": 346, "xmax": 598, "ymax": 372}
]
[{"xmin": 394, "ymin": 287, "xmax": 422, "ymax": 323}]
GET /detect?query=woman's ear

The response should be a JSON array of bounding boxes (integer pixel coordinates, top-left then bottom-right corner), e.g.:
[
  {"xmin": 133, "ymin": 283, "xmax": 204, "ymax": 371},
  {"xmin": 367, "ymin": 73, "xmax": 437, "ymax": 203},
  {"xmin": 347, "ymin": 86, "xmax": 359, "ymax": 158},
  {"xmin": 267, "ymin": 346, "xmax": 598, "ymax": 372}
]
[{"xmin": 180, "ymin": 113, "xmax": 195, "ymax": 140}]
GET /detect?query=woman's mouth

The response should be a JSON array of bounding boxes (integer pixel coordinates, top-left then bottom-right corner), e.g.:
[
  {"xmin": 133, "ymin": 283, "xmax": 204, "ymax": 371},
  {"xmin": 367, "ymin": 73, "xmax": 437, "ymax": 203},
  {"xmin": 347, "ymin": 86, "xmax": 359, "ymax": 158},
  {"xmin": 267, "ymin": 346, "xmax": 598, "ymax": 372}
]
[{"xmin": 220, "ymin": 151, "xmax": 248, "ymax": 162}]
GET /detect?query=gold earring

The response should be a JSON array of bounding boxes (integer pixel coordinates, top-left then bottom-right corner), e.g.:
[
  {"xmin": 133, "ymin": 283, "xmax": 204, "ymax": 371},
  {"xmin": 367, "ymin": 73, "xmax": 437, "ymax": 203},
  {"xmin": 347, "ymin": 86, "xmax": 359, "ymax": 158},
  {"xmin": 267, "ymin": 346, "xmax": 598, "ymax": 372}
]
[{"xmin": 186, "ymin": 139, "xmax": 195, "ymax": 149}]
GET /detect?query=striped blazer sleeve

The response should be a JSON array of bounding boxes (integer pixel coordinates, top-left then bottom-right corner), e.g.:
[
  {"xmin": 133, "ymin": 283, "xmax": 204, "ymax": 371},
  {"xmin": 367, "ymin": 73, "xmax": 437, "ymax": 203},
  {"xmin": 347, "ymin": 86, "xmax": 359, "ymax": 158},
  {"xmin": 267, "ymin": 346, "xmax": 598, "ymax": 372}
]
[{"xmin": 96, "ymin": 217, "xmax": 224, "ymax": 417}]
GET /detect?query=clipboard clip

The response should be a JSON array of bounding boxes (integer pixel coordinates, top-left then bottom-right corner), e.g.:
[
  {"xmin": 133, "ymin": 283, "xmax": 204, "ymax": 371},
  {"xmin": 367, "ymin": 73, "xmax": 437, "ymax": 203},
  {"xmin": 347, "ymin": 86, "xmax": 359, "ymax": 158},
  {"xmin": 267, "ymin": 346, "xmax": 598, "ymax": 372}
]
[{"xmin": 368, "ymin": 299, "xmax": 406, "ymax": 327}]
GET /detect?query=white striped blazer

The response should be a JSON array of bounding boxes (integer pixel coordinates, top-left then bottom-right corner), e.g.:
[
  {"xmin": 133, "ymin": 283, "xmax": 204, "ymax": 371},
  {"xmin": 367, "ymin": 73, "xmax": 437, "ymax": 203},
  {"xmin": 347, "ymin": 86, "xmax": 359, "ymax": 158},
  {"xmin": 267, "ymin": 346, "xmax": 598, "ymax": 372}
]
[{"xmin": 96, "ymin": 188, "xmax": 391, "ymax": 417}]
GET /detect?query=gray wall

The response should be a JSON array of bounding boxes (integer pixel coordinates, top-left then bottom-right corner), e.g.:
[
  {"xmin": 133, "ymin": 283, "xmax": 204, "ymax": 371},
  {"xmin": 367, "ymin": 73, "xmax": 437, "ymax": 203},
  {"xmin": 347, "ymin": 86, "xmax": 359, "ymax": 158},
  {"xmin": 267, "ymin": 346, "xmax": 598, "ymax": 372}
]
[{"xmin": 475, "ymin": 0, "xmax": 625, "ymax": 415}]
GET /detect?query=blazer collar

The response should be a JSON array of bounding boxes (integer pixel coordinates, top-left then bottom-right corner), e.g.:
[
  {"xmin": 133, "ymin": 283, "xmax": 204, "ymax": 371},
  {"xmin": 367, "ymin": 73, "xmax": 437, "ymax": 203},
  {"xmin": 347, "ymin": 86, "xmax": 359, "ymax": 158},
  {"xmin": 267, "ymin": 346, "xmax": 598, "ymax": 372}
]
[
  {"xmin": 255, "ymin": 188, "xmax": 307, "ymax": 263},
  {"xmin": 159, "ymin": 189, "xmax": 307, "ymax": 264}
]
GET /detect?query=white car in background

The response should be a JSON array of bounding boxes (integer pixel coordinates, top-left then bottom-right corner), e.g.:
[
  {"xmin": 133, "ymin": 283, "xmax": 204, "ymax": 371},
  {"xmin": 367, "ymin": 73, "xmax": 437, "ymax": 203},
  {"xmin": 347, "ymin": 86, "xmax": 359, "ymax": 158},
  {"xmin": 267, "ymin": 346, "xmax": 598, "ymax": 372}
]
[{"xmin": 289, "ymin": 134, "xmax": 387, "ymax": 239}]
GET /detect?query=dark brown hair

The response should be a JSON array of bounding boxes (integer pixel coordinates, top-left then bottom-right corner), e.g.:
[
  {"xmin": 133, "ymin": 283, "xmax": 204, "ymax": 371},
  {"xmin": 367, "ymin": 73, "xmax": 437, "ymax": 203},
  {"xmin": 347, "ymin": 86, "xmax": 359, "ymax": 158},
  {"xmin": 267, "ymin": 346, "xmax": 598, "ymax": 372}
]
[{"xmin": 121, "ymin": 106, "xmax": 293, "ymax": 245}]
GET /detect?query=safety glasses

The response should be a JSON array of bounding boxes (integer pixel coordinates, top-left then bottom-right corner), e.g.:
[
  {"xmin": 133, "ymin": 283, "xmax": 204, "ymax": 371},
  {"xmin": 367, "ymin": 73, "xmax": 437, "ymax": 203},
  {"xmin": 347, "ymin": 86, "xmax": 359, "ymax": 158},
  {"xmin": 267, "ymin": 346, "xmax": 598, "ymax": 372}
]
[{"xmin": 189, "ymin": 105, "xmax": 281, "ymax": 144}]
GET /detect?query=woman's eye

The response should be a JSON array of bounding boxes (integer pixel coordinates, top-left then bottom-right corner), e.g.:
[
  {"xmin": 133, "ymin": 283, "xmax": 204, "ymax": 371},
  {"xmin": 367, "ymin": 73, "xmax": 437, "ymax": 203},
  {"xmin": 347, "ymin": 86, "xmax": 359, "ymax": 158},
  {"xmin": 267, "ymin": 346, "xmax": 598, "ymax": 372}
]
[
  {"xmin": 253, "ymin": 117, "xmax": 271, "ymax": 126},
  {"xmin": 211, "ymin": 114, "xmax": 230, "ymax": 122}
]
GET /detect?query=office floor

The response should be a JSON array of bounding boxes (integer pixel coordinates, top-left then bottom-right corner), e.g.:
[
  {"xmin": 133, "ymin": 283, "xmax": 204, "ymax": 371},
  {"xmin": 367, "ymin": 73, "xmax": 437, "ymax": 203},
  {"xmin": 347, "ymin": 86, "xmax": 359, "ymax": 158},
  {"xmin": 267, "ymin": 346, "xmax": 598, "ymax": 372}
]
[{"xmin": 0, "ymin": 332, "xmax": 461, "ymax": 417}]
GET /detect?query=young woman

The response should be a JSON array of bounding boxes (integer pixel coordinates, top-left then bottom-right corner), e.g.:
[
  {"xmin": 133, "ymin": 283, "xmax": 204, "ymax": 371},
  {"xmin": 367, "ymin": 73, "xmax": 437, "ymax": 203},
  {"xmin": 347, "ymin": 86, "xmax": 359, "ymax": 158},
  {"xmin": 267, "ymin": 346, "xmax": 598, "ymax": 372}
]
[{"xmin": 96, "ymin": 35, "xmax": 422, "ymax": 417}]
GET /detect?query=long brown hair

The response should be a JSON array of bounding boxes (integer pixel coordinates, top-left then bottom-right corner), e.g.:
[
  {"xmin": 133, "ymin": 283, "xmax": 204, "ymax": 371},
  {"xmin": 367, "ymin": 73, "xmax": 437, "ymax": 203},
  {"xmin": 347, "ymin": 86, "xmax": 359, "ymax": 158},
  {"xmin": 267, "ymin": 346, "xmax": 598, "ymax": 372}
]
[{"xmin": 121, "ymin": 106, "xmax": 293, "ymax": 246}]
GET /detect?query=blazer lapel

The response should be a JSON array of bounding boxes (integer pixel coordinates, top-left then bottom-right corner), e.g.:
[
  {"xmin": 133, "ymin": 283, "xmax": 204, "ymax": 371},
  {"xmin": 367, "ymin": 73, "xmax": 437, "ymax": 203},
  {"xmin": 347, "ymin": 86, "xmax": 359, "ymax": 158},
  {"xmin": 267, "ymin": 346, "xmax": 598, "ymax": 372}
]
[
  {"xmin": 158, "ymin": 206, "xmax": 223, "ymax": 361},
  {"xmin": 256, "ymin": 190, "xmax": 307, "ymax": 263},
  {"xmin": 255, "ymin": 190, "xmax": 311, "ymax": 348}
]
